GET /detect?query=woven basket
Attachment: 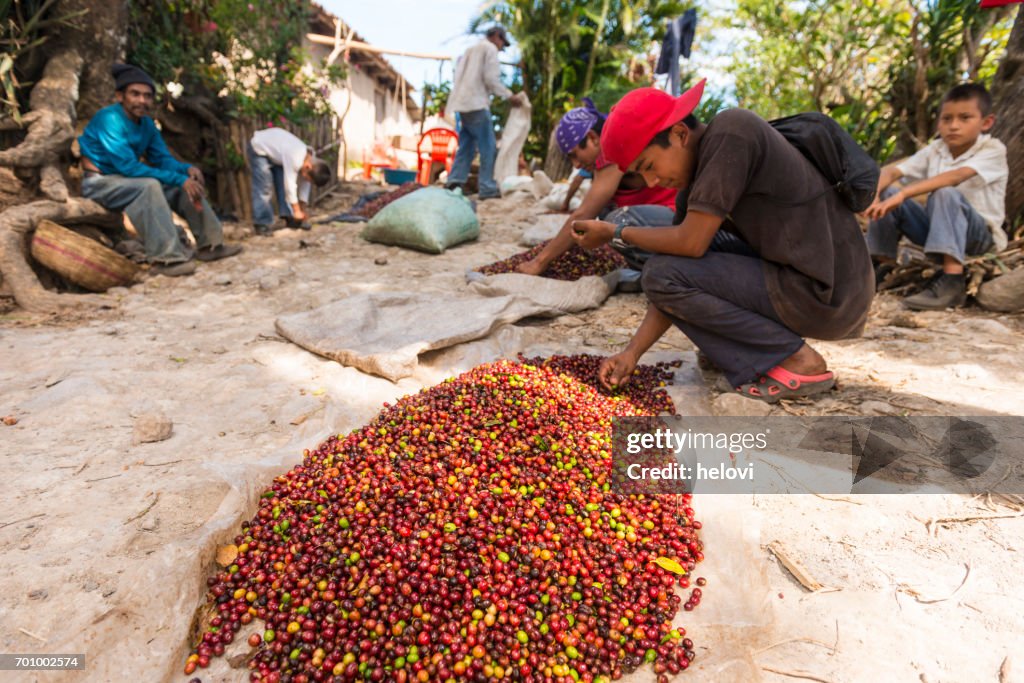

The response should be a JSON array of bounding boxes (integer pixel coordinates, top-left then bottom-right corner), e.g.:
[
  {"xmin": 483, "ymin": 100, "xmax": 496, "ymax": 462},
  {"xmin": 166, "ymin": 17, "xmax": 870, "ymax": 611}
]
[{"xmin": 30, "ymin": 219, "xmax": 139, "ymax": 292}]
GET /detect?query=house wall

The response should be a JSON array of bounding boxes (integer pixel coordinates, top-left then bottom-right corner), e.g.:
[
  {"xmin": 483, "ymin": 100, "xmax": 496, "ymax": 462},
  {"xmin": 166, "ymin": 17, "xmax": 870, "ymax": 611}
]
[{"xmin": 304, "ymin": 40, "xmax": 421, "ymax": 171}]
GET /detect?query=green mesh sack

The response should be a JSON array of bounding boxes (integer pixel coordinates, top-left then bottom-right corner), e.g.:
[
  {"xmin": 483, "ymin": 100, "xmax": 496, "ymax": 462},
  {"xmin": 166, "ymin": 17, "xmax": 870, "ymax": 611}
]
[{"xmin": 360, "ymin": 187, "xmax": 479, "ymax": 254}]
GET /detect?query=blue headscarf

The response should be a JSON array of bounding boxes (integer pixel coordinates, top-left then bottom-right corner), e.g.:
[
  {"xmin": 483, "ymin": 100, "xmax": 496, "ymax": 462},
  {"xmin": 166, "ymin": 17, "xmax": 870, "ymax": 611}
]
[{"xmin": 555, "ymin": 98, "xmax": 607, "ymax": 155}]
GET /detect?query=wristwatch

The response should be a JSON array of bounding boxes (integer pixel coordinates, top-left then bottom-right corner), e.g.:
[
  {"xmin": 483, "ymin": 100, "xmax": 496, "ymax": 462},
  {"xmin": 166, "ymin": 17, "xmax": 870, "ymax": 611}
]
[{"xmin": 611, "ymin": 224, "xmax": 628, "ymax": 250}]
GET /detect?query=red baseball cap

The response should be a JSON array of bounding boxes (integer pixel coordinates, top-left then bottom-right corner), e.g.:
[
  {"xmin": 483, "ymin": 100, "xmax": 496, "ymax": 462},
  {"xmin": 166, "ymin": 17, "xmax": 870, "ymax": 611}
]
[{"xmin": 600, "ymin": 78, "xmax": 706, "ymax": 172}]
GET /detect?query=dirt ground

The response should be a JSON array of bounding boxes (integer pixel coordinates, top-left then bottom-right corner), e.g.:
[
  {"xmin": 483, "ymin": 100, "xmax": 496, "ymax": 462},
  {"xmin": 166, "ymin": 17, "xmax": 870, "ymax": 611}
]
[{"xmin": 2, "ymin": 186, "xmax": 1023, "ymax": 683}]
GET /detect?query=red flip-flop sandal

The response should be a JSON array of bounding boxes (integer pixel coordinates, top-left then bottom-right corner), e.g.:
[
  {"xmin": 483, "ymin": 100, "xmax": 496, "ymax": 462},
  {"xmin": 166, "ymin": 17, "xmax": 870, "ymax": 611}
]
[{"xmin": 735, "ymin": 366, "xmax": 836, "ymax": 404}]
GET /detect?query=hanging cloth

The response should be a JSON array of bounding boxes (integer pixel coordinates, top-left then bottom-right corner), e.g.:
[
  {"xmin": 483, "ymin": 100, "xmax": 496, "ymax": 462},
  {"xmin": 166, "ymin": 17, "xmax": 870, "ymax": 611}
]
[{"xmin": 655, "ymin": 9, "xmax": 698, "ymax": 96}]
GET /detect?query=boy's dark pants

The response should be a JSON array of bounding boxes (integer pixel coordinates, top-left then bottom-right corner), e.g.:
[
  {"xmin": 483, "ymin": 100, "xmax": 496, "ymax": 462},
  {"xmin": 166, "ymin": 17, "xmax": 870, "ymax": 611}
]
[
  {"xmin": 866, "ymin": 186, "xmax": 993, "ymax": 264},
  {"xmin": 641, "ymin": 240, "xmax": 805, "ymax": 388}
]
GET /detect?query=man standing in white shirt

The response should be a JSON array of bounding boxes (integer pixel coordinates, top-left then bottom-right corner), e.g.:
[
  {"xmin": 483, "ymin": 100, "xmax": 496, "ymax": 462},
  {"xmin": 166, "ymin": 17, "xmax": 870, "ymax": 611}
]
[
  {"xmin": 865, "ymin": 83, "xmax": 1008, "ymax": 310},
  {"xmin": 445, "ymin": 25, "xmax": 526, "ymax": 200},
  {"xmin": 248, "ymin": 127, "xmax": 332, "ymax": 235}
]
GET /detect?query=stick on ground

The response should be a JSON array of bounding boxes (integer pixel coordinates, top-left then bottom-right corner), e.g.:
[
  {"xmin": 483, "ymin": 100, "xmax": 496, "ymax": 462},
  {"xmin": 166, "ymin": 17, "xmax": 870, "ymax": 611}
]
[{"xmin": 766, "ymin": 541, "xmax": 826, "ymax": 592}]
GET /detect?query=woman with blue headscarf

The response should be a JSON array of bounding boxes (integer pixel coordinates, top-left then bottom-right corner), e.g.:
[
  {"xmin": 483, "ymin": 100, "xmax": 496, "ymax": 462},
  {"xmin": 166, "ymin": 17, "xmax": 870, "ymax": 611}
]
[{"xmin": 517, "ymin": 98, "xmax": 677, "ymax": 278}]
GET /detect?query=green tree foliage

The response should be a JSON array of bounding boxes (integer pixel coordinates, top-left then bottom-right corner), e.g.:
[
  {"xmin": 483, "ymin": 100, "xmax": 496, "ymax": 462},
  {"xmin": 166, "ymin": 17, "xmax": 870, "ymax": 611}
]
[
  {"xmin": 473, "ymin": 0, "xmax": 688, "ymax": 159},
  {"xmin": 727, "ymin": 0, "xmax": 1014, "ymax": 160},
  {"xmin": 126, "ymin": 0, "xmax": 344, "ymax": 124}
]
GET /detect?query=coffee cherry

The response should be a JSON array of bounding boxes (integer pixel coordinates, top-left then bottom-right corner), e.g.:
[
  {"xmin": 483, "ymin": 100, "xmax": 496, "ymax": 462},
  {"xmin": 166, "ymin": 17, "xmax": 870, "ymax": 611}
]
[
  {"xmin": 184, "ymin": 356, "xmax": 704, "ymax": 681},
  {"xmin": 476, "ymin": 240, "xmax": 627, "ymax": 281}
]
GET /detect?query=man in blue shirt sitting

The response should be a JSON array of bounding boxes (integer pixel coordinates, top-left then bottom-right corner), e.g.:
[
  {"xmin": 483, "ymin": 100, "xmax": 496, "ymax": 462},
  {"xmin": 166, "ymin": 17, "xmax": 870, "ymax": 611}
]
[{"xmin": 78, "ymin": 64, "xmax": 242, "ymax": 276}]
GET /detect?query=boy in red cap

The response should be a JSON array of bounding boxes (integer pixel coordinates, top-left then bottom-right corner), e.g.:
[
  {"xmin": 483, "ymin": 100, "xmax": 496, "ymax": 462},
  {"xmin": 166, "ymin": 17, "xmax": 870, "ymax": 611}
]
[
  {"xmin": 571, "ymin": 80, "xmax": 874, "ymax": 402},
  {"xmin": 517, "ymin": 99, "xmax": 677, "ymax": 279}
]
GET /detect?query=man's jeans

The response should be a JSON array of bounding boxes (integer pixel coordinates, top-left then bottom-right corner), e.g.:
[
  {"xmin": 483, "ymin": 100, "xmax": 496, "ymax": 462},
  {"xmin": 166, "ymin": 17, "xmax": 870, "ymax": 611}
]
[
  {"xmin": 81, "ymin": 175, "xmax": 222, "ymax": 264},
  {"xmin": 866, "ymin": 186, "xmax": 993, "ymax": 264},
  {"xmin": 248, "ymin": 143, "xmax": 293, "ymax": 227},
  {"xmin": 447, "ymin": 109, "xmax": 498, "ymax": 197},
  {"xmin": 642, "ymin": 245, "xmax": 803, "ymax": 388}
]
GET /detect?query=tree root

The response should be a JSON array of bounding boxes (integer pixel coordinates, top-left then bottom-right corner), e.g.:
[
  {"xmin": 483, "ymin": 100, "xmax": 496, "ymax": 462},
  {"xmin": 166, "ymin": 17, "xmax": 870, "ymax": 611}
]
[
  {"xmin": 0, "ymin": 198, "xmax": 112, "ymax": 313},
  {"xmin": 0, "ymin": 47, "xmax": 111, "ymax": 313}
]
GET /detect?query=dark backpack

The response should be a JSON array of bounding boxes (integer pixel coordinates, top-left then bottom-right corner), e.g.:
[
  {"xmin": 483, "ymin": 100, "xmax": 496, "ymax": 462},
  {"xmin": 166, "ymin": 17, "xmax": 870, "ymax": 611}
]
[{"xmin": 767, "ymin": 112, "xmax": 880, "ymax": 213}]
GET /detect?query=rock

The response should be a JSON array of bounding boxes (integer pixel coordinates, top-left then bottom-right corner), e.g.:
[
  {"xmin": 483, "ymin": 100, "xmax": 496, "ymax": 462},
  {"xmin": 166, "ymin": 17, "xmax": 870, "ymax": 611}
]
[
  {"xmin": 2, "ymin": 415, "xmax": 17, "ymax": 426},
  {"xmin": 887, "ymin": 312, "xmax": 923, "ymax": 329},
  {"xmin": 954, "ymin": 318, "xmax": 1013, "ymax": 337},
  {"xmin": 213, "ymin": 274, "xmax": 232, "ymax": 286},
  {"xmin": 107, "ymin": 287, "xmax": 130, "ymax": 297},
  {"xmin": 132, "ymin": 413, "xmax": 173, "ymax": 444},
  {"xmin": 374, "ymin": 256, "xmax": 388, "ymax": 266},
  {"xmin": 28, "ymin": 588, "xmax": 48, "ymax": 600},
  {"xmin": 83, "ymin": 579, "xmax": 100, "ymax": 592},
  {"xmin": 258, "ymin": 275, "xmax": 280, "ymax": 290},
  {"xmin": 711, "ymin": 392, "xmax": 773, "ymax": 416},
  {"xmin": 977, "ymin": 269, "xmax": 1024, "ymax": 312}
]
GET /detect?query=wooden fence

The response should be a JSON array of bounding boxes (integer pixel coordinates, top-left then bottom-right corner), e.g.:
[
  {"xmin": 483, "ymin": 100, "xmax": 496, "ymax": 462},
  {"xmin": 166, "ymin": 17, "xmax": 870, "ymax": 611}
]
[{"xmin": 216, "ymin": 114, "xmax": 341, "ymax": 224}]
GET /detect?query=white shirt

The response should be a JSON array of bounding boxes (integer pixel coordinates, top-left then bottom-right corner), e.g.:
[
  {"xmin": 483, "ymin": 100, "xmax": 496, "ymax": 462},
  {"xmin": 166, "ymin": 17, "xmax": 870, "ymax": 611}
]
[
  {"xmin": 250, "ymin": 128, "xmax": 312, "ymax": 205},
  {"xmin": 446, "ymin": 39, "xmax": 513, "ymax": 113},
  {"xmin": 896, "ymin": 134, "xmax": 1008, "ymax": 250}
]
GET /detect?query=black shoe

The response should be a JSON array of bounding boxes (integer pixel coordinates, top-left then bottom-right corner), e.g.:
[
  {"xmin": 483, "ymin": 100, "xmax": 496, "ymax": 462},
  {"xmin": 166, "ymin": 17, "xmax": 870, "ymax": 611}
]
[
  {"xmin": 284, "ymin": 216, "xmax": 312, "ymax": 230},
  {"xmin": 196, "ymin": 244, "xmax": 243, "ymax": 262},
  {"xmin": 149, "ymin": 260, "xmax": 196, "ymax": 277},
  {"xmin": 903, "ymin": 273, "xmax": 967, "ymax": 310},
  {"xmin": 478, "ymin": 192, "xmax": 501, "ymax": 201},
  {"xmin": 445, "ymin": 182, "xmax": 463, "ymax": 192},
  {"xmin": 254, "ymin": 224, "xmax": 274, "ymax": 236}
]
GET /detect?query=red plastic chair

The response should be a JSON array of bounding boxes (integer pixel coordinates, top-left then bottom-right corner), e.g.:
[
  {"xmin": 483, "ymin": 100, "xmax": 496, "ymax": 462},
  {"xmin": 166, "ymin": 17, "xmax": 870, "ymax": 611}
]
[{"xmin": 416, "ymin": 128, "xmax": 459, "ymax": 185}]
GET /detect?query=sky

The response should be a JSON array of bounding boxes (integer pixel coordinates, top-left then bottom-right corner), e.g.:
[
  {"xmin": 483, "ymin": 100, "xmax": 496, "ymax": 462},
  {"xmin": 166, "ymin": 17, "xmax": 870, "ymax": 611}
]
[
  {"xmin": 318, "ymin": 0, "xmax": 491, "ymax": 96},
  {"xmin": 318, "ymin": 0, "xmax": 743, "ymax": 104}
]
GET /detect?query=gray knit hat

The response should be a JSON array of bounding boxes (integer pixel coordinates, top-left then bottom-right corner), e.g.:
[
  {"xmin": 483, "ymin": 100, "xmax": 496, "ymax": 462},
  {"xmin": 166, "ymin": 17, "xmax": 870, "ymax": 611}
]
[{"xmin": 112, "ymin": 64, "xmax": 156, "ymax": 93}]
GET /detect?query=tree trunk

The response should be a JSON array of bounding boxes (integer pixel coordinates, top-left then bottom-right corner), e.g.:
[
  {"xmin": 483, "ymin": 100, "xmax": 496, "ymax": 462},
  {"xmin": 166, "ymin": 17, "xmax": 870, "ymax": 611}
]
[
  {"xmin": 582, "ymin": 0, "xmax": 611, "ymax": 95},
  {"xmin": 992, "ymin": 6, "xmax": 1024, "ymax": 225},
  {"xmin": 0, "ymin": 0, "xmax": 128, "ymax": 310},
  {"xmin": 50, "ymin": 0, "xmax": 129, "ymax": 120},
  {"xmin": 542, "ymin": 127, "xmax": 573, "ymax": 181}
]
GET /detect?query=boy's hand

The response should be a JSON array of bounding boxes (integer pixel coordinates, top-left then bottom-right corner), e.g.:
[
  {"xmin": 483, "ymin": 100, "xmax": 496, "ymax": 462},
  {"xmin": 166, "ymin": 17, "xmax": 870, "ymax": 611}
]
[
  {"xmin": 598, "ymin": 351, "xmax": 638, "ymax": 390},
  {"xmin": 863, "ymin": 191, "xmax": 903, "ymax": 220},
  {"xmin": 570, "ymin": 219, "xmax": 615, "ymax": 249},
  {"xmin": 187, "ymin": 166, "xmax": 205, "ymax": 186}
]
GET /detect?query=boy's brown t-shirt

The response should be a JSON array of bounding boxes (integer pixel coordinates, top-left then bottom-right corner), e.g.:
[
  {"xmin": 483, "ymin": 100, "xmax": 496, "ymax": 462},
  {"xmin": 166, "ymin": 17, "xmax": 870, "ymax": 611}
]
[{"xmin": 673, "ymin": 108, "xmax": 873, "ymax": 340}]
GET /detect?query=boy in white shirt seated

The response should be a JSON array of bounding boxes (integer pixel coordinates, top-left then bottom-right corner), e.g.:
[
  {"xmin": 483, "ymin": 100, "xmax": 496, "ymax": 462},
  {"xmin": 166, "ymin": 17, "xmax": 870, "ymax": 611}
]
[{"xmin": 865, "ymin": 83, "xmax": 1008, "ymax": 310}]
